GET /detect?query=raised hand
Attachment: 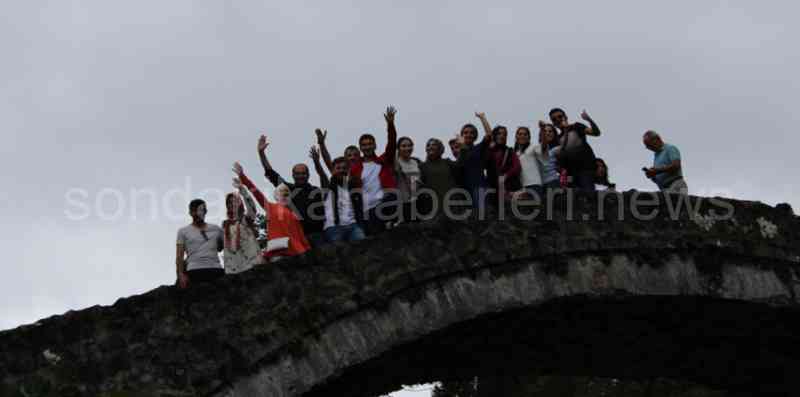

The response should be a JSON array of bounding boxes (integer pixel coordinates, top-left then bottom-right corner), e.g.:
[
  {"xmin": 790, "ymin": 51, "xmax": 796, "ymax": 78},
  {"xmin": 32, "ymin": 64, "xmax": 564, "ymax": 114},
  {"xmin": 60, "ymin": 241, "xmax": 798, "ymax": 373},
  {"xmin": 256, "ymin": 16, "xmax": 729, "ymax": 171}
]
[
  {"xmin": 475, "ymin": 112, "xmax": 486, "ymax": 119},
  {"xmin": 538, "ymin": 120, "xmax": 547, "ymax": 129},
  {"xmin": 315, "ymin": 129, "xmax": 327, "ymax": 144},
  {"xmin": 257, "ymin": 135, "xmax": 270, "ymax": 152},
  {"xmin": 384, "ymin": 106, "xmax": 397, "ymax": 124},
  {"xmin": 580, "ymin": 110, "xmax": 592, "ymax": 122},
  {"xmin": 309, "ymin": 146, "xmax": 320, "ymax": 162},
  {"xmin": 232, "ymin": 177, "xmax": 242, "ymax": 190},
  {"xmin": 232, "ymin": 162, "xmax": 244, "ymax": 176}
]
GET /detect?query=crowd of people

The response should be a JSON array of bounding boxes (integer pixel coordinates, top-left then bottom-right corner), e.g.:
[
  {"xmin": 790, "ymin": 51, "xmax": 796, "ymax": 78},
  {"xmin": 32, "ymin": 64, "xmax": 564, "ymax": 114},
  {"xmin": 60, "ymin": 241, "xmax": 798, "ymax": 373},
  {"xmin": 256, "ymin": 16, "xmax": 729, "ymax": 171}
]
[{"xmin": 175, "ymin": 107, "xmax": 687, "ymax": 288}]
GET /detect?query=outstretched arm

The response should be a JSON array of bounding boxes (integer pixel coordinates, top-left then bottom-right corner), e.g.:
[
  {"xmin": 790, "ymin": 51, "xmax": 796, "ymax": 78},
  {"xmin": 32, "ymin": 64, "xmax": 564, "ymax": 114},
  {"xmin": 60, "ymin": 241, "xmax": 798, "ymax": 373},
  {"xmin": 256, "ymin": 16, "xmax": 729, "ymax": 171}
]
[
  {"xmin": 257, "ymin": 135, "xmax": 286, "ymax": 187},
  {"xmin": 475, "ymin": 112, "xmax": 493, "ymax": 139},
  {"xmin": 309, "ymin": 145, "xmax": 330, "ymax": 188},
  {"xmin": 233, "ymin": 162, "xmax": 269, "ymax": 213},
  {"xmin": 383, "ymin": 106, "xmax": 398, "ymax": 162},
  {"xmin": 580, "ymin": 110, "xmax": 602, "ymax": 137},
  {"xmin": 315, "ymin": 129, "xmax": 335, "ymax": 173},
  {"xmin": 233, "ymin": 177, "xmax": 258, "ymax": 221}
]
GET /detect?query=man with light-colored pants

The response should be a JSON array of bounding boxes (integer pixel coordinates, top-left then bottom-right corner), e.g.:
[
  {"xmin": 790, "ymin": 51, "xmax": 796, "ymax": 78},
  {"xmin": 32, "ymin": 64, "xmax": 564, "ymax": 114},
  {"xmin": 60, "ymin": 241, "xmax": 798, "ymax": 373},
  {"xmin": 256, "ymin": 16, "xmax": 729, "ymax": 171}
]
[{"xmin": 642, "ymin": 130, "xmax": 688, "ymax": 194}]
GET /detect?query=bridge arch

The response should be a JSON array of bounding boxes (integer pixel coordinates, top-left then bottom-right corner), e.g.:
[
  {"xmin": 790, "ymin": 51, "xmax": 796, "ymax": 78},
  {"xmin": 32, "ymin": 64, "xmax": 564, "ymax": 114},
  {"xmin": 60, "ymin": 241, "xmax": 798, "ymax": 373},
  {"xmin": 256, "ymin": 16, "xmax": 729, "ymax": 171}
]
[{"xmin": 2, "ymin": 192, "xmax": 799, "ymax": 397}]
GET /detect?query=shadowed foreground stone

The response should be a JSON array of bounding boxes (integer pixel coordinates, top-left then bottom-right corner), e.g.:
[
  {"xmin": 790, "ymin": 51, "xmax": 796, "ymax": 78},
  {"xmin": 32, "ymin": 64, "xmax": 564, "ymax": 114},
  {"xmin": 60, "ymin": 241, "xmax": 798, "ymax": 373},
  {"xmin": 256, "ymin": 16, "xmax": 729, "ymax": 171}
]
[{"xmin": 2, "ymin": 191, "xmax": 800, "ymax": 397}]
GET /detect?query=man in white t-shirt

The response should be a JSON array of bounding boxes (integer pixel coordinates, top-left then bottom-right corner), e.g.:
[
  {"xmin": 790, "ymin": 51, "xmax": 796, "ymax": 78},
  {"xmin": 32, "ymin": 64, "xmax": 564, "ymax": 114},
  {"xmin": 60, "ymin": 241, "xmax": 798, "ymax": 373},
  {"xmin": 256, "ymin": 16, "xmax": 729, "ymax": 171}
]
[
  {"xmin": 176, "ymin": 199, "xmax": 224, "ymax": 288},
  {"xmin": 349, "ymin": 106, "xmax": 399, "ymax": 235}
]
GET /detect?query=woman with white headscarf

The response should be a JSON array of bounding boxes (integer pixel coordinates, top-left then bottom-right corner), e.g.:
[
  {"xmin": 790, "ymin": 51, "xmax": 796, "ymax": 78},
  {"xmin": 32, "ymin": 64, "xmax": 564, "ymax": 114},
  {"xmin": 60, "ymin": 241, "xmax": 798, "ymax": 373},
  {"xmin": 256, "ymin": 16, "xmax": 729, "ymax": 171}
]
[{"xmin": 233, "ymin": 162, "xmax": 311, "ymax": 262}]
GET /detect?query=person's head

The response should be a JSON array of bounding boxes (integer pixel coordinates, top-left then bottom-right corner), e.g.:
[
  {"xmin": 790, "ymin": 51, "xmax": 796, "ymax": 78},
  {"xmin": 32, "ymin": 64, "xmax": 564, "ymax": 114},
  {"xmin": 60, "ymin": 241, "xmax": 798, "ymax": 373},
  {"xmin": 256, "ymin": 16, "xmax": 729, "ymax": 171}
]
[
  {"xmin": 359, "ymin": 134, "xmax": 377, "ymax": 157},
  {"xmin": 515, "ymin": 126, "xmax": 531, "ymax": 150},
  {"xmin": 596, "ymin": 158, "xmax": 609, "ymax": 180},
  {"xmin": 344, "ymin": 145, "xmax": 360, "ymax": 164},
  {"xmin": 539, "ymin": 123, "xmax": 558, "ymax": 146},
  {"xmin": 291, "ymin": 163, "xmax": 310, "ymax": 186},
  {"xmin": 397, "ymin": 136, "xmax": 414, "ymax": 160},
  {"xmin": 642, "ymin": 130, "xmax": 664, "ymax": 152},
  {"xmin": 492, "ymin": 125, "xmax": 508, "ymax": 146},
  {"xmin": 595, "ymin": 158, "xmax": 614, "ymax": 187},
  {"xmin": 225, "ymin": 193, "xmax": 244, "ymax": 220},
  {"xmin": 189, "ymin": 199, "xmax": 207, "ymax": 222},
  {"xmin": 332, "ymin": 157, "xmax": 349, "ymax": 178},
  {"xmin": 426, "ymin": 138, "xmax": 445, "ymax": 161},
  {"xmin": 273, "ymin": 183, "xmax": 291, "ymax": 206},
  {"xmin": 549, "ymin": 108, "xmax": 568, "ymax": 130},
  {"xmin": 448, "ymin": 137, "xmax": 461, "ymax": 158},
  {"xmin": 460, "ymin": 123, "xmax": 479, "ymax": 146}
]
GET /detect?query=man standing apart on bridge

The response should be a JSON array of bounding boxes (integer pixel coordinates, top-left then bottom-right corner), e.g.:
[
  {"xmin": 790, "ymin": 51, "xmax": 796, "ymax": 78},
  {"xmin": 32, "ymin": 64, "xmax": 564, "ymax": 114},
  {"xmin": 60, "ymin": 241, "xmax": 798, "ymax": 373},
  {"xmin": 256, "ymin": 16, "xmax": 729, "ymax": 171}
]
[
  {"xmin": 176, "ymin": 199, "xmax": 225, "ymax": 289},
  {"xmin": 643, "ymin": 130, "xmax": 688, "ymax": 194}
]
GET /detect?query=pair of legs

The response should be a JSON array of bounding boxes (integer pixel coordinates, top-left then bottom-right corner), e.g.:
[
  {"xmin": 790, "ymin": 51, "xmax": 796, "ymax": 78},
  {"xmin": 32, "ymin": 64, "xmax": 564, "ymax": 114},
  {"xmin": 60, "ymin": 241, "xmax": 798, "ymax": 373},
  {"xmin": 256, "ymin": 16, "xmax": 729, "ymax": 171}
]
[
  {"xmin": 661, "ymin": 178, "xmax": 689, "ymax": 194},
  {"xmin": 325, "ymin": 224, "xmax": 366, "ymax": 242}
]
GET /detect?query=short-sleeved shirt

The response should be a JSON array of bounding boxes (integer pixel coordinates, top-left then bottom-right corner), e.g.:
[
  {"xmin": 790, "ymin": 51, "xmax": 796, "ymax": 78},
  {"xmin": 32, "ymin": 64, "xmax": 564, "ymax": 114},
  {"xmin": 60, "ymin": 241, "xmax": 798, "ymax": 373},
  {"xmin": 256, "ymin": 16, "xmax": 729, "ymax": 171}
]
[
  {"xmin": 177, "ymin": 224, "xmax": 223, "ymax": 271},
  {"xmin": 558, "ymin": 122, "xmax": 597, "ymax": 173},
  {"xmin": 653, "ymin": 143, "xmax": 683, "ymax": 188},
  {"xmin": 538, "ymin": 146, "xmax": 561, "ymax": 184}
]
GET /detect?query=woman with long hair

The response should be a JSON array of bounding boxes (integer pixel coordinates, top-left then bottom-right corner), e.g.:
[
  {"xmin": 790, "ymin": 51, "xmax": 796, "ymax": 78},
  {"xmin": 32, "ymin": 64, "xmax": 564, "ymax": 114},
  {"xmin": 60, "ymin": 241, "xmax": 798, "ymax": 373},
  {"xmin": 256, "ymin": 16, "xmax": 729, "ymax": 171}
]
[
  {"xmin": 395, "ymin": 136, "xmax": 424, "ymax": 223},
  {"xmin": 535, "ymin": 122, "xmax": 562, "ymax": 190},
  {"xmin": 514, "ymin": 126, "xmax": 544, "ymax": 196},
  {"xmin": 594, "ymin": 158, "xmax": 616, "ymax": 191},
  {"xmin": 222, "ymin": 181, "xmax": 262, "ymax": 274}
]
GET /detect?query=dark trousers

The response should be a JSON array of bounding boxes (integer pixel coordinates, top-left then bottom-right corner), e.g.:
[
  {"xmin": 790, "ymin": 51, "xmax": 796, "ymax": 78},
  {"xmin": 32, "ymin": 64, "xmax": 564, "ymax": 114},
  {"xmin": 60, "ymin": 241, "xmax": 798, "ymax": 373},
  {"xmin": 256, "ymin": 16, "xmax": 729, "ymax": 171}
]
[
  {"xmin": 570, "ymin": 170, "xmax": 596, "ymax": 191},
  {"xmin": 186, "ymin": 268, "xmax": 224, "ymax": 283}
]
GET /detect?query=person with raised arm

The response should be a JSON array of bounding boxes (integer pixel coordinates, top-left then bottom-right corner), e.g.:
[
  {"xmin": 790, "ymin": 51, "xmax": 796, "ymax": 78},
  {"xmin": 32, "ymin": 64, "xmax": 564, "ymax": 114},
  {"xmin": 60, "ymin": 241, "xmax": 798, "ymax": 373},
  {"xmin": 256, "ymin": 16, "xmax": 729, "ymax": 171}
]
[
  {"xmin": 315, "ymin": 128, "xmax": 362, "ymax": 175},
  {"xmin": 234, "ymin": 162, "xmax": 310, "ymax": 261},
  {"xmin": 476, "ymin": 112, "xmax": 522, "ymax": 205},
  {"xmin": 514, "ymin": 125, "xmax": 544, "ymax": 197},
  {"xmin": 310, "ymin": 146, "xmax": 366, "ymax": 242},
  {"xmin": 257, "ymin": 135, "xmax": 325, "ymax": 247},
  {"xmin": 222, "ymin": 179, "xmax": 263, "ymax": 274},
  {"xmin": 534, "ymin": 121, "xmax": 563, "ymax": 191},
  {"xmin": 175, "ymin": 199, "xmax": 224, "ymax": 289},
  {"xmin": 457, "ymin": 113, "xmax": 493, "ymax": 210},
  {"xmin": 549, "ymin": 108, "xmax": 602, "ymax": 191},
  {"xmin": 349, "ymin": 106, "xmax": 399, "ymax": 235}
]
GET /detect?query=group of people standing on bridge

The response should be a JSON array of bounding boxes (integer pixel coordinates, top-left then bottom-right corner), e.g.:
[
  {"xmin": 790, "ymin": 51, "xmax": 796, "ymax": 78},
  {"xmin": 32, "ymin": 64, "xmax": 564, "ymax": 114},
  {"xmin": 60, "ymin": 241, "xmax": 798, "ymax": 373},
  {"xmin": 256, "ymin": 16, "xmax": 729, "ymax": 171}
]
[{"xmin": 175, "ymin": 106, "xmax": 687, "ymax": 288}]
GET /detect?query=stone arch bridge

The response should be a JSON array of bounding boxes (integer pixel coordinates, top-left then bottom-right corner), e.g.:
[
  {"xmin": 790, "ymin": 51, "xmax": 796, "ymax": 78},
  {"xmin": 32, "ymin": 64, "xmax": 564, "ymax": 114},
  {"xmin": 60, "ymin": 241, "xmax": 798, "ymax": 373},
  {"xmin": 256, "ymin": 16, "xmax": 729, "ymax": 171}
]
[{"xmin": 2, "ymin": 192, "xmax": 800, "ymax": 397}]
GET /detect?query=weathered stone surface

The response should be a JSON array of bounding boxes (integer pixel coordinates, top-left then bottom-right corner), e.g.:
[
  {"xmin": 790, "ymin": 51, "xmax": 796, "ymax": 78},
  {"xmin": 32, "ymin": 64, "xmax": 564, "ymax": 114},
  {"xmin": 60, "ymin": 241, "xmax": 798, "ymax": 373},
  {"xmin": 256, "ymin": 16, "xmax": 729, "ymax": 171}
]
[{"xmin": 2, "ymin": 191, "xmax": 800, "ymax": 396}]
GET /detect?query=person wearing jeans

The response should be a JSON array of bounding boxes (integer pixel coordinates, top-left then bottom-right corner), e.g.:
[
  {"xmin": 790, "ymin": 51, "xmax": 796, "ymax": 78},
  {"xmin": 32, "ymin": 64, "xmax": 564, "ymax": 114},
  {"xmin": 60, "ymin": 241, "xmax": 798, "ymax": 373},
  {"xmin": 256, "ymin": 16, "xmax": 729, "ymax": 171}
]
[{"xmin": 311, "ymin": 147, "xmax": 366, "ymax": 243}]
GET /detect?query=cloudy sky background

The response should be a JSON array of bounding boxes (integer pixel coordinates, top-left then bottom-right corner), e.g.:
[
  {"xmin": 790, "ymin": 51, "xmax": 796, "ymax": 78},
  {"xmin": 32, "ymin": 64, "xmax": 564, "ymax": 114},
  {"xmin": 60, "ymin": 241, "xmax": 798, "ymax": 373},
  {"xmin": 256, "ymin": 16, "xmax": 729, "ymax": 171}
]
[{"xmin": 2, "ymin": 1, "xmax": 799, "ymax": 395}]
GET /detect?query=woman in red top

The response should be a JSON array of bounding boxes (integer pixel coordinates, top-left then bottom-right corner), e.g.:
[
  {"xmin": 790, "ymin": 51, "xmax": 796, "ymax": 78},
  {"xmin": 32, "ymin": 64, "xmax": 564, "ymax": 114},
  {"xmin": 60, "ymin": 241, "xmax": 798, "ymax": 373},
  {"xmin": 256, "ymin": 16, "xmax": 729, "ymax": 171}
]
[{"xmin": 233, "ymin": 162, "xmax": 311, "ymax": 261}]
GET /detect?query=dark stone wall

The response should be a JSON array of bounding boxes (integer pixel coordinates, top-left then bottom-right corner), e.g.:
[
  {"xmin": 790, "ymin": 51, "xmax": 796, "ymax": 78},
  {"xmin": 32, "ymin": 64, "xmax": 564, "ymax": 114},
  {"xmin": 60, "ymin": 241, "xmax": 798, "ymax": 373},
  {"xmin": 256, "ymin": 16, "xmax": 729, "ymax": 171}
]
[{"xmin": 1, "ymin": 191, "xmax": 799, "ymax": 396}]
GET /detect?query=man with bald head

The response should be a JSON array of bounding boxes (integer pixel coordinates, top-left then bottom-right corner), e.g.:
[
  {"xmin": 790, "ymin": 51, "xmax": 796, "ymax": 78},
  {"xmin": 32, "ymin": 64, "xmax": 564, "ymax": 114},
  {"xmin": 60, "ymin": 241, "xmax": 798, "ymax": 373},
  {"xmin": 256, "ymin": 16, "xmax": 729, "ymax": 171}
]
[
  {"xmin": 258, "ymin": 135, "xmax": 325, "ymax": 246},
  {"xmin": 642, "ymin": 130, "xmax": 688, "ymax": 194}
]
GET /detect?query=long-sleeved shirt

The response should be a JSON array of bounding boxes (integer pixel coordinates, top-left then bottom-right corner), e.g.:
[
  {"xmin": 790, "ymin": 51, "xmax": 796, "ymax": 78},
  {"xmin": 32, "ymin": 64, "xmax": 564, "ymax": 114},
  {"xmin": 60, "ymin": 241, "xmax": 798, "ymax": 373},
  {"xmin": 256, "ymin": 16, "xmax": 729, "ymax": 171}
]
[
  {"xmin": 487, "ymin": 145, "xmax": 522, "ymax": 192},
  {"xmin": 457, "ymin": 138, "xmax": 490, "ymax": 193},
  {"xmin": 240, "ymin": 173, "xmax": 310, "ymax": 258},
  {"xmin": 264, "ymin": 169, "xmax": 325, "ymax": 236},
  {"xmin": 222, "ymin": 188, "xmax": 261, "ymax": 274}
]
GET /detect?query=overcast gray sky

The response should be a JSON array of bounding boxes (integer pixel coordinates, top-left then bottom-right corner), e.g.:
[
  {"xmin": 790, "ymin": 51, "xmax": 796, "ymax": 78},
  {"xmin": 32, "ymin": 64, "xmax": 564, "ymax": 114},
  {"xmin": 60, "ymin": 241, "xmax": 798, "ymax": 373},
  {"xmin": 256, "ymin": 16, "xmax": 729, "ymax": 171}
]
[{"xmin": 2, "ymin": 1, "xmax": 799, "ymax": 395}]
